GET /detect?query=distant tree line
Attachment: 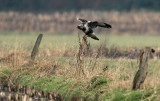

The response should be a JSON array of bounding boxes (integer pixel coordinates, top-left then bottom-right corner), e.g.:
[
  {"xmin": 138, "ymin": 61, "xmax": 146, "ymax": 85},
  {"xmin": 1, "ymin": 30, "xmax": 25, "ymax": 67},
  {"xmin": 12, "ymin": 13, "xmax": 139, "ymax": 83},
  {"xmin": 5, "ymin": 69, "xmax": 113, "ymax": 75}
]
[{"xmin": 0, "ymin": 0, "xmax": 160, "ymax": 12}]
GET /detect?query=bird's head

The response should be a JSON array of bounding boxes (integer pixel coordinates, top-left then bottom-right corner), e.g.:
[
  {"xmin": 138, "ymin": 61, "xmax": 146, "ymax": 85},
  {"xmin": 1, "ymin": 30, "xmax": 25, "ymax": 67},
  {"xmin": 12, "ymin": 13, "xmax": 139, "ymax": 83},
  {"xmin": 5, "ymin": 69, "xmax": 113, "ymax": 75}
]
[{"xmin": 77, "ymin": 24, "xmax": 85, "ymax": 30}]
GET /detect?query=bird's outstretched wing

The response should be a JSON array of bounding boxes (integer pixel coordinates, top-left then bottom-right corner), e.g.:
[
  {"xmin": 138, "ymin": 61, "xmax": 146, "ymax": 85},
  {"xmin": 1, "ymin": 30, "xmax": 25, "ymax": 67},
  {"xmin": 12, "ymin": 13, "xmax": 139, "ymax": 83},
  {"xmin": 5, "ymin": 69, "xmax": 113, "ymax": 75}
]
[
  {"xmin": 88, "ymin": 21, "xmax": 112, "ymax": 28},
  {"xmin": 88, "ymin": 33, "xmax": 99, "ymax": 40},
  {"xmin": 77, "ymin": 18, "xmax": 88, "ymax": 23},
  {"xmin": 97, "ymin": 22, "xmax": 112, "ymax": 28}
]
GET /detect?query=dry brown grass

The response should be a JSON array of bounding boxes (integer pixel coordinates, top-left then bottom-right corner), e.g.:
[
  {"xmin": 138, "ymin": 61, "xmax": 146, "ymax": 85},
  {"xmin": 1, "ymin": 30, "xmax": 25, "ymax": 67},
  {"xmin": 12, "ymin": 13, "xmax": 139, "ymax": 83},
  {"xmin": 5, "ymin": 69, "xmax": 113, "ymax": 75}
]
[
  {"xmin": 0, "ymin": 11, "xmax": 160, "ymax": 34},
  {"xmin": 1, "ymin": 46, "xmax": 160, "ymax": 91}
]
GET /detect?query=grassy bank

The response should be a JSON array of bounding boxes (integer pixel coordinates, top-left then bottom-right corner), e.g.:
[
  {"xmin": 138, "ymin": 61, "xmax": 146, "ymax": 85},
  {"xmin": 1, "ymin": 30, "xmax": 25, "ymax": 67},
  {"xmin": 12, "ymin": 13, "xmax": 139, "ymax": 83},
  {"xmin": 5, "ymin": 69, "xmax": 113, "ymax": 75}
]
[{"xmin": 0, "ymin": 66, "xmax": 160, "ymax": 101}]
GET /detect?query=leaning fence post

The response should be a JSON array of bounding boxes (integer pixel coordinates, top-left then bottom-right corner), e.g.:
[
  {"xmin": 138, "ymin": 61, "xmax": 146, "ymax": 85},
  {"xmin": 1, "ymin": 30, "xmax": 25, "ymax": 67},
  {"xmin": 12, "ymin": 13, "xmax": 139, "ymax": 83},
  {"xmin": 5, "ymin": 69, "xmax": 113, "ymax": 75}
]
[
  {"xmin": 132, "ymin": 47, "xmax": 155, "ymax": 90},
  {"xmin": 29, "ymin": 34, "xmax": 43, "ymax": 63}
]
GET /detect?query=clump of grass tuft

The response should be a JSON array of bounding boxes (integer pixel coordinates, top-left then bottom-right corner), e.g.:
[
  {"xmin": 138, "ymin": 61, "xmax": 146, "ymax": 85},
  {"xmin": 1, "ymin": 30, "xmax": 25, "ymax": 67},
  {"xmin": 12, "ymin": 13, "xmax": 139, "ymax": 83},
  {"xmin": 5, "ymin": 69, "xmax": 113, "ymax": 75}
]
[
  {"xmin": 0, "ymin": 69, "xmax": 12, "ymax": 85},
  {"xmin": 125, "ymin": 90, "xmax": 153, "ymax": 101},
  {"xmin": 1, "ymin": 69, "xmax": 12, "ymax": 75},
  {"xmin": 88, "ymin": 76, "xmax": 109, "ymax": 90},
  {"xmin": 111, "ymin": 92, "xmax": 125, "ymax": 101},
  {"xmin": 102, "ymin": 88, "xmax": 154, "ymax": 101}
]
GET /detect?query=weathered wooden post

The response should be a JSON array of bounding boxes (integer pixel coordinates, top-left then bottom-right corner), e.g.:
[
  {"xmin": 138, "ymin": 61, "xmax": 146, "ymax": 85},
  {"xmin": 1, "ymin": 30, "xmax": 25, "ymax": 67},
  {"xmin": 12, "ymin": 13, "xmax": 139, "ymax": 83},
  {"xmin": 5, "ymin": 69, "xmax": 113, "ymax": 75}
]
[
  {"xmin": 132, "ymin": 47, "xmax": 155, "ymax": 90},
  {"xmin": 82, "ymin": 35, "xmax": 90, "ymax": 56},
  {"xmin": 76, "ymin": 34, "xmax": 86, "ymax": 77},
  {"xmin": 29, "ymin": 34, "xmax": 43, "ymax": 64}
]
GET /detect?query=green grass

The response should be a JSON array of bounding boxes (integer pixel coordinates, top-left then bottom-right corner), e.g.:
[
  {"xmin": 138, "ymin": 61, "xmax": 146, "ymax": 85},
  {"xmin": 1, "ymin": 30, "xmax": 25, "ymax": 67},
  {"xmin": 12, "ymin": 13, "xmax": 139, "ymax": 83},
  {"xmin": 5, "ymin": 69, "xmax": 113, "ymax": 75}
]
[
  {"xmin": 0, "ymin": 32, "xmax": 160, "ymax": 51},
  {"xmin": 0, "ymin": 68, "xmax": 158, "ymax": 101},
  {"xmin": 102, "ymin": 88, "xmax": 154, "ymax": 101}
]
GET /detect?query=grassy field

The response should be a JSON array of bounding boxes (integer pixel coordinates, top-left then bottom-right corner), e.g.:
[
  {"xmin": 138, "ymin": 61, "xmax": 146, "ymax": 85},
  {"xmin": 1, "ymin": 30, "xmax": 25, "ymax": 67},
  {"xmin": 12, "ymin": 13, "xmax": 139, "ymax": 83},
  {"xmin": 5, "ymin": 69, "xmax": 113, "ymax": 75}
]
[
  {"xmin": 1, "ymin": 32, "xmax": 160, "ymax": 100},
  {"xmin": 0, "ymin": 32, "xmax": 160, "ymax": 49}
]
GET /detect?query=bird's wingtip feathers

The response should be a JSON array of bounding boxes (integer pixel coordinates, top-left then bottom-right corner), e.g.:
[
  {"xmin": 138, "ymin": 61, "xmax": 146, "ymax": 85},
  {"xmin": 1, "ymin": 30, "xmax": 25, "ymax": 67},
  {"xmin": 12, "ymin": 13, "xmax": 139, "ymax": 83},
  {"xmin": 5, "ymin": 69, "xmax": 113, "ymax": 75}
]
[
  {"xmin": 92, "ymin": 37, "xmax": 99, "ymax": 40},
  {"xmin": 90, "ymin": 33, "xmax": 99, "ymax": 40}
]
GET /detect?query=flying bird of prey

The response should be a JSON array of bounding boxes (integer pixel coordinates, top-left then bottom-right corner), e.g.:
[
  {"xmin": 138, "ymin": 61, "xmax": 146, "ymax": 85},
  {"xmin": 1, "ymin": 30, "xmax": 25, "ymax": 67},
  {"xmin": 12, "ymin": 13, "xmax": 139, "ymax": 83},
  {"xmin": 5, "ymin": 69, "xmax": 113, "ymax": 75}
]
[{"xmin": 77, "ymin": 18, "xmax": 112, "ymax": 40}]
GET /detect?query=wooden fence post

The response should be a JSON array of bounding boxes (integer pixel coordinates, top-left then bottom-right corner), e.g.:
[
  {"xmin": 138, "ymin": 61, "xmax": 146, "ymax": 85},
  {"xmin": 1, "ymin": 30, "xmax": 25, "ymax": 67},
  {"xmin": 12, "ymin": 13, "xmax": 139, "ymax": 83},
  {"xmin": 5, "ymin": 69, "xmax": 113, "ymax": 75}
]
[
  {"xmin": 30, "ymin": 34, "xmax": 43, "ymax": 63},
  {"xmin": 132, "ymin": 47, "xmax": 155, "ymax": 90}
]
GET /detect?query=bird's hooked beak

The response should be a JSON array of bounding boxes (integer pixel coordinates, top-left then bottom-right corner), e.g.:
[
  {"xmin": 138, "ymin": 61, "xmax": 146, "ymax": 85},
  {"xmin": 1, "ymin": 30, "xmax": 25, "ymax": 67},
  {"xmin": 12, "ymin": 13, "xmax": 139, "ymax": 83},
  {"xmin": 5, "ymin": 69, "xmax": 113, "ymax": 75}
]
[{"xmin": 76, "ymin": 26, "xmax": 79, "ymax": 29}]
